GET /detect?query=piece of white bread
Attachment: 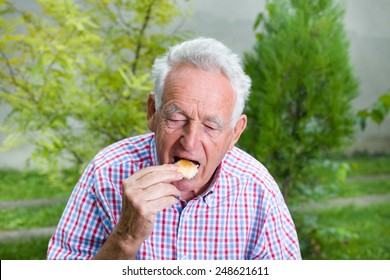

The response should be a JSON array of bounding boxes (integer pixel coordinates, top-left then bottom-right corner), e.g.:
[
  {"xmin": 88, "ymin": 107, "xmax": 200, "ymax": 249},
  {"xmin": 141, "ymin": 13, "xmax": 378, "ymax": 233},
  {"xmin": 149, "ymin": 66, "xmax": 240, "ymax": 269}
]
[{"xmin": 176, "ymin": 159, "xmax": 199, "ymax": 179}]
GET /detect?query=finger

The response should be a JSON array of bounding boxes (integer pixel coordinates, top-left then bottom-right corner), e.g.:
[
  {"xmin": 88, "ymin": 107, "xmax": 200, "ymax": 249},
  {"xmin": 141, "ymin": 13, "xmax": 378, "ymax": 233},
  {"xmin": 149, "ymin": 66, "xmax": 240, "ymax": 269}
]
[
  {"xmin": 136, "ymin": 169, "xmax": 183, "ymax": 187},
  {"xmin": 131, "ymin": 164, "xmax": 178, "ymax": 181},
  {"xmin": 124, "ymin": 168, "xmax": 183, "ymax": 191},
  {"xmin": 142, "ymin": 183, "xmax": 181, "ymax": 201}
]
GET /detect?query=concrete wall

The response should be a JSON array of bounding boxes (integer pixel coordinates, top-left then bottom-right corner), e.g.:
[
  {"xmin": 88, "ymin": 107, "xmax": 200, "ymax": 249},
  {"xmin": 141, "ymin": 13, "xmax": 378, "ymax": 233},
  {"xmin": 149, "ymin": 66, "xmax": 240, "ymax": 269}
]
[{"xmin": 1, "ymin": 0, "xmax": 389, "ymax": 169}]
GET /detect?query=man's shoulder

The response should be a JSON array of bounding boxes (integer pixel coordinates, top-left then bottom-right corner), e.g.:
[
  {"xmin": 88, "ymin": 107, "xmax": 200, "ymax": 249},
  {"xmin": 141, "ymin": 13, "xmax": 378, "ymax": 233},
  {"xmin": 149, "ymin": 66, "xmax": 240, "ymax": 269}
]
[
  {"xmin": 221, "ymin": 147, "xmax": 283, "ymax": 200},
  {"xmin": 93, "ymin": 133, "xmax": 155, "ymax": 169},
  {"xmin": 223, "ymin": 147, "xmax": 276, "ymax": 185}
]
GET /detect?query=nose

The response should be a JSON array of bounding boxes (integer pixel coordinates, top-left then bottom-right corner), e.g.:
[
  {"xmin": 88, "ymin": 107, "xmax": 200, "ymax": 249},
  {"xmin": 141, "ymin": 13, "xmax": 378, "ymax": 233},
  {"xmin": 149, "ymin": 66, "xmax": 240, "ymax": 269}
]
[{"xmin": 180, "ymin": 121, "xmax": 200, "ymax": 151}]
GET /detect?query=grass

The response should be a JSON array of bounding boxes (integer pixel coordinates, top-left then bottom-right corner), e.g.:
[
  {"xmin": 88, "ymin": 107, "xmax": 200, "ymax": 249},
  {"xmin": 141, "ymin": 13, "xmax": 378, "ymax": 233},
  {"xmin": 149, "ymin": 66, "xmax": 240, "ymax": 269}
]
[
  {"xmin": 0, "ymin": 203, "xmax": 66, "ymax": 230},
  {"xmin": 294, "ymin": 154, "xmax": 390, "ymax": 260},
  {"xmin": 337, "ymin": 178, "xmax": 390, "ymax": 198},
  {"xmin": 0, "ymin": 169, "xmax": 72, "ymax": 260},
  {"xmin": 310, "ymin": 202, "xmax": 390, "ymax": 259},
  {"xmin": 0, "ymin": 169, "xmax": 75, "ymax": 201},
  {"xmin": 345, "ymin": 155, "xmax": 390, "ymax": 176},
  {"xmin": 314, "ymin": 155, "xmax": 390, "ymax": 200},
  {"xmin": 0, "ymin": 237, "xmax": 51, "ymax": 260}
]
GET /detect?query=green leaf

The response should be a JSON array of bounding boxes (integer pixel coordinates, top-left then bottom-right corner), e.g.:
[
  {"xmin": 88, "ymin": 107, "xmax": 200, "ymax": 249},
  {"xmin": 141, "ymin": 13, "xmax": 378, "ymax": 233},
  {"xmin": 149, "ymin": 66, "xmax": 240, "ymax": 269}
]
[
  {"xmin": 255, "ymin": 32, "xmax": 264, "ymax": 42},
  {"xmin": 253, "ymin": 13, "xmax": 264, "ymax": 30},
  {"xmin": 357, "ymin": 116, "xmax": 367, "ymax": 130},
  {"xmin": 374, "ymin": 99, "xmax": 389, "ymax": 115},
  {"xmin": 379, "ymin": 91, "xmax": 390, "ymax": 108},
  {"xmin": 356, "ymin": 110, "xmax": 369, "ymax": 119},
  {"xmin": 371, "ymin": 108, "xmax": 386, "ymax": 124}
]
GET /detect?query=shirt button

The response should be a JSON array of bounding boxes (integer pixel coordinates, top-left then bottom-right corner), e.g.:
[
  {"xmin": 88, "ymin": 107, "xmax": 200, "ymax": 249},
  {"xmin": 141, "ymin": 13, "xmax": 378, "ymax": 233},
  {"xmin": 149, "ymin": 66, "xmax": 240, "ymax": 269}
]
[
  {"xmin": 184, "ymin": 213, "xmax": 190, "ymax": 221},
  {"xmin": 181, "ymin": 255, "xmax": 187, "ymax": 260}
]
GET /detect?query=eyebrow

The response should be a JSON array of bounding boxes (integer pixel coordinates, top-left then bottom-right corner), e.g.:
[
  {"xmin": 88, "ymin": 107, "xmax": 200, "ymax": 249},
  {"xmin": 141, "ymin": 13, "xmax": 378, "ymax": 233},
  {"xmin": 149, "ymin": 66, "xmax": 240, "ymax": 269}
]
[{"xmin": 163, "ymin": 104, "xmax": 184, "ymax": 117}]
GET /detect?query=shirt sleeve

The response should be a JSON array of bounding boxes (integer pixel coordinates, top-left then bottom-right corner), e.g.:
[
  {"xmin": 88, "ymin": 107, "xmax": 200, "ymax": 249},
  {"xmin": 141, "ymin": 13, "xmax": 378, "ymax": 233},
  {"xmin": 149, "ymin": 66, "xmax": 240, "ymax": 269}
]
[
  {"xmin": 46, "ymin": 162, "xmax": 113, "ymax": 260},
  {"xmin": 250, "ymin": 184, "xmax": 302, "ymax": 260}
]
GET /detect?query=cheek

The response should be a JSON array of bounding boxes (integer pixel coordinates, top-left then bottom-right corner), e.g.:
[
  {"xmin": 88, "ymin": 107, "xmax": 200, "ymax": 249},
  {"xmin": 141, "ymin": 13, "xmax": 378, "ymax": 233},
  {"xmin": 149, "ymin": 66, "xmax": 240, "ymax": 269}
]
[
  {"xmin": 206, "ymin": 134, "xmax": 234, "ymax": 162},
  {"xmin": 213, "ymin": 130, "xmax": 234, "ymax": 149},
  {"xmin": 155, "ymin": 127, "xmax": 180, "ymax": 153},
  {"xmin": 204, "ymin": 141, "xmax": 226, "ymax": 164}
]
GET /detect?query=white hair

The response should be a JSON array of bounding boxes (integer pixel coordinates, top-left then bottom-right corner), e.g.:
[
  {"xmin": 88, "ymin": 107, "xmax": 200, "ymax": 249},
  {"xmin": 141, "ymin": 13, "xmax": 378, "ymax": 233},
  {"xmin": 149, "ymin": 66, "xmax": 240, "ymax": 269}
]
[{"xmin": 151, "ymin": 37, "xmax": 252, "ymax": 125}]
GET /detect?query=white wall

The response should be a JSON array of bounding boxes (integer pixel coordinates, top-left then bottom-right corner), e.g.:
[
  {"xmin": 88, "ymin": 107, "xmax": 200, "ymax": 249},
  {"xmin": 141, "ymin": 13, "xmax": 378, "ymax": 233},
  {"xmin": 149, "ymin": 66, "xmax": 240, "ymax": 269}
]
[{"xmin": 1, "ymin": 0, "xmax": 389, "ymax": 169}]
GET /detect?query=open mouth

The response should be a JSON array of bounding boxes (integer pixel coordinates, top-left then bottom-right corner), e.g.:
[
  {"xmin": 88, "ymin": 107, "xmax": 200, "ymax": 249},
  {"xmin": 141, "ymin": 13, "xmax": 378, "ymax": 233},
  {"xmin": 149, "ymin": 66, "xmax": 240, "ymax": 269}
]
[
  {"xmin": 173, "ymin": 156, "xmax": 200, "ymax": 179},
  {"xmin": 173, "ymin": 156, "xmax": 200, "ymax": 167}
]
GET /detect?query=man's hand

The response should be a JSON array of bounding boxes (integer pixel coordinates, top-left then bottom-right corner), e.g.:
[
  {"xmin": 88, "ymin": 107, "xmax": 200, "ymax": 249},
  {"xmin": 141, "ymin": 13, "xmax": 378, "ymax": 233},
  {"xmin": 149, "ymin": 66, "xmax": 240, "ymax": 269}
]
[
  {"xmin": 93, "ymin": 164, "xmax": 183, "ymax": 259},
  {"xmin": 118, "ymin": 164, "xmax": 182, "ymax": 242}
]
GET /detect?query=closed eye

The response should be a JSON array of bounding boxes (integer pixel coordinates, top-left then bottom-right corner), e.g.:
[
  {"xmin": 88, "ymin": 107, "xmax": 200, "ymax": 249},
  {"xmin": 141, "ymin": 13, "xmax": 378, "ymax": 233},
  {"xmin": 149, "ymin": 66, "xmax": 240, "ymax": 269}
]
[
  {"xmin": 203, "ymin": 123, "xmax": 223, "ymax": 137},
  {"xmin": 204, "ymin": 118, "xmax": 223, "ymax": 131},
  {"xmin": 204, "ymin": 116, "xmax": 223, "ymax": 131},
  {"xmin": 205, "ymin": 124, "xmax": 217, "ymax": 131}
]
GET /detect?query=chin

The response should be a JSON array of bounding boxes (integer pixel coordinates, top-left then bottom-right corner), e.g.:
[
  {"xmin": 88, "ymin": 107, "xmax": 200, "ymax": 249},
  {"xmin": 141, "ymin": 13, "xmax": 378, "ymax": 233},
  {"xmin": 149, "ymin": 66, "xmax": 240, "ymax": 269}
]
[
  {"xmin": 172, "ymin": 179, "xmax": 201, "ymax": 194},
  {"xmin": 173, "ymin": 179, "xmax": 193, "ymax": 190}
]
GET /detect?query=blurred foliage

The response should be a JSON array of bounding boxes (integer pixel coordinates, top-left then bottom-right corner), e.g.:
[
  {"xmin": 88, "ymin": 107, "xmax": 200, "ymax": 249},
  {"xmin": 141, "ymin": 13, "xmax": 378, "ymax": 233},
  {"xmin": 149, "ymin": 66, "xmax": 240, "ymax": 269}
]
[
  {"xmin": 0, "ymin": 0, "xmax": 190, "ymax": 174},
  {"xmin": 357, "ymin": 89, "xmax": 390, "ymax": 130},
  {"xmin": 240, "ymin": 0, "xmax": 358, "ymax": 200},
  {"xmin": 294, "ymin": 202, "xmax": 390, "ymax": 259},
  {"xmin": 292, "ymin": 155, "xmax": 390, "ymax": 259}
]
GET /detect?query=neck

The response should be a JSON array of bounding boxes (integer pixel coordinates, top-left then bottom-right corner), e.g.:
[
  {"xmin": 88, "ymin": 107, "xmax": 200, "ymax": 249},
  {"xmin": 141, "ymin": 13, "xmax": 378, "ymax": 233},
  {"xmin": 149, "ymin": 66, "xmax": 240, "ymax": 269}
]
[{"xmin": 179, "ymin": 190, "xmax": 198, "ymax": 202}]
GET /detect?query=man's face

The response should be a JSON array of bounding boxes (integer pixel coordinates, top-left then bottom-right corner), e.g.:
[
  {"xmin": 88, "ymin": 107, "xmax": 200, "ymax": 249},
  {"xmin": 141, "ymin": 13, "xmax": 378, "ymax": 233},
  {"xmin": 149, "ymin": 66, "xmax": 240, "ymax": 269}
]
[{"xmin": 147, "ymin": 64, "xmax": 246, "ymax": 197}]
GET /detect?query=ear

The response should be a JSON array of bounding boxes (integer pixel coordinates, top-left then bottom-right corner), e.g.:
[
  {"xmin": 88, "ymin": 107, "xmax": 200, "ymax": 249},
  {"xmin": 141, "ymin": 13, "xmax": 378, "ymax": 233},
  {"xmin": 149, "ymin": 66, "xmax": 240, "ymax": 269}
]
[
  {"xmin": 229, "ymin": 114, "xmax": 247, "ymax": 150},
  {"xmin": 147, "ymin": 93, "xmax": 157, "ymax": 132}
]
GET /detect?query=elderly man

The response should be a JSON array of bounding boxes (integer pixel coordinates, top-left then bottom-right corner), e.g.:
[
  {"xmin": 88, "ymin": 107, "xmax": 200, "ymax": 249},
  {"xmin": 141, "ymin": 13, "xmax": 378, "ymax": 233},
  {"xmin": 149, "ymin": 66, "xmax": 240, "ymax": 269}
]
[{"xmin": 47, "ymin": 38, "xmax": 301, "ymax": 260}]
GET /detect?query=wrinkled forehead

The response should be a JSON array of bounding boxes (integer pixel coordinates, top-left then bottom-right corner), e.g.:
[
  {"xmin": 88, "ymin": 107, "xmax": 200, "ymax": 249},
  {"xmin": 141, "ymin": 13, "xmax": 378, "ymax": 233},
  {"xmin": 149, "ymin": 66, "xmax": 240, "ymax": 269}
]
[
  {"xmin": 162, "ymin": 65, "xmax": 235, "ymax": 124},
  {"xmin": 162, "ymin": 64, "xmax": 235, "ymax": 101}
]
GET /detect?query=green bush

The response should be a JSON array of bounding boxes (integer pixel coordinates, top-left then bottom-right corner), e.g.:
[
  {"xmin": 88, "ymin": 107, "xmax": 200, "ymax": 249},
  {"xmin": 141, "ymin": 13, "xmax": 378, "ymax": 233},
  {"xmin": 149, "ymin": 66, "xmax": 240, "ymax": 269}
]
[
  {"xmin": 240, "ymin": 0, "xmax": 358, "ymax": 200},
  {"xmin": 0, "ymin": 0, "xmax": 189, "ymax": 173},
  {"xmin": 0, "ymin": 237, "xmax": 51, "ymax": 260}
]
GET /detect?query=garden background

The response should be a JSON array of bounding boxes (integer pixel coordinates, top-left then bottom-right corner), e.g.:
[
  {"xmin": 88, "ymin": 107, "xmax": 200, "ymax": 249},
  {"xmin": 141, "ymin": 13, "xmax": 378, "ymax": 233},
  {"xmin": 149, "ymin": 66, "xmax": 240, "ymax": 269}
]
[{"xmin": 0, "ymin": 0, "xmax": 389, "ymax": 259}]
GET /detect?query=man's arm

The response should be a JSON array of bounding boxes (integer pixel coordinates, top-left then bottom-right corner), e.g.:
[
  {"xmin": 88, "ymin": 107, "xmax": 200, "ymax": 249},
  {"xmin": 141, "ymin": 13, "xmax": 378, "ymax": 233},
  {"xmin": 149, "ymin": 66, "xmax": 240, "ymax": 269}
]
[
  {"xmin": 93, "ymin": 164, "xmax": 182, "ymax": 259},
  {"xmin": 92, "ymin": 228, "xmax": 143, "ymax": 260}
]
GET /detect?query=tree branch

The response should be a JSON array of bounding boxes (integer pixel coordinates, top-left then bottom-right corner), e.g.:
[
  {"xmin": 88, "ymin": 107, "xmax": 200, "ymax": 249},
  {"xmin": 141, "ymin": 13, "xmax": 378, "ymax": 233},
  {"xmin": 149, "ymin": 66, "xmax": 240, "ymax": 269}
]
[
  {"xmin": 131, "ymin": 0, "xmax": 156, "ymax": 74},
  {"xmin": 0, "ymin": 48, "xmax": 36, "ymax": 100}
]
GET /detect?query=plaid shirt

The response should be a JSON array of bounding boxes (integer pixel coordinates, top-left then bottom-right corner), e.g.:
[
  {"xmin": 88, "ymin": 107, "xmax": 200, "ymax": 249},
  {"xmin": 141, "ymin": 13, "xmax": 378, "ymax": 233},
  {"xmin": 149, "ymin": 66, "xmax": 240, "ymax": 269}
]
[{"xmin": 47, "ymin": 133, "xmax": 301, "ymax": 260}]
